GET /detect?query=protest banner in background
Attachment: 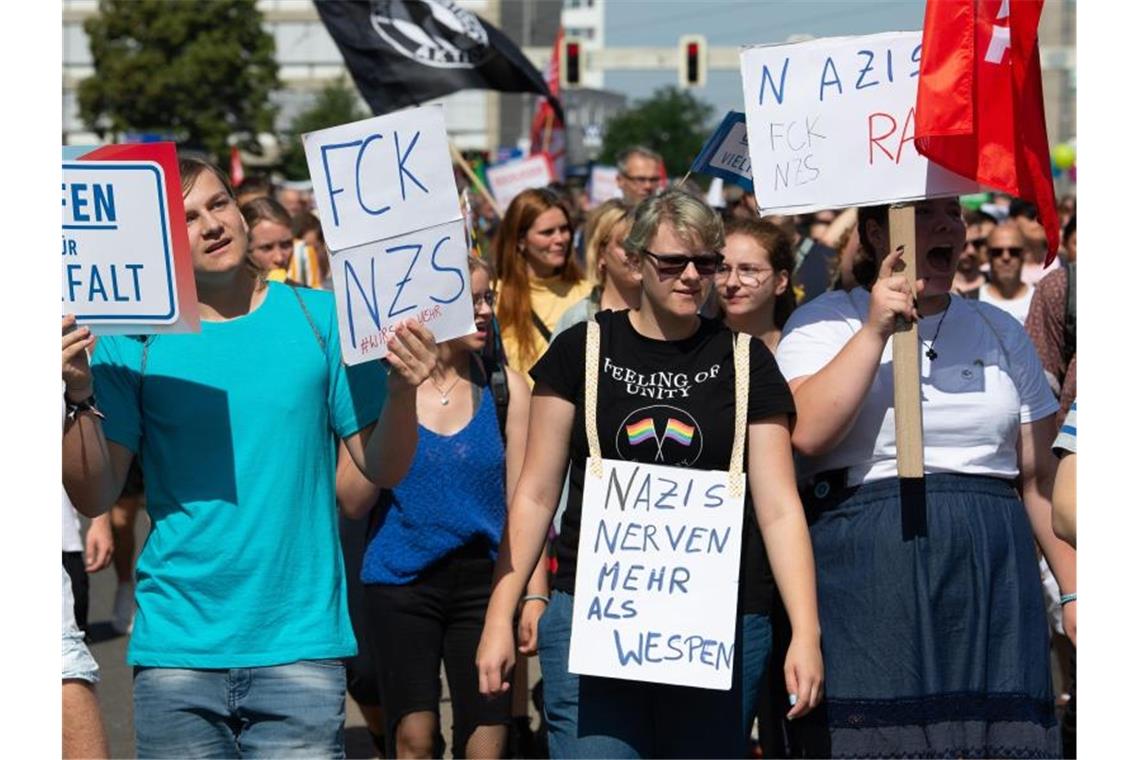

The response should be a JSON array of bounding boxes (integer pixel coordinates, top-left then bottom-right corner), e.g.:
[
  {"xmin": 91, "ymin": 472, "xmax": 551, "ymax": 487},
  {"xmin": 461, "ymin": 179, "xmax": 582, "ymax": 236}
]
[
  {"xmin": 485, "ymin": 153, "xmax": 555, "ymax": 206},
  {"xmin": 304, "ymin": 106, "xmax": 474, "ymax": 365},
  {"xmin": 739, "ymin": 32, "xmax": 977, "ymax": 215},
  {"xmin": 62, "ymin": 142, "xmax": 199, "ymax": 334},
  {"xmin": 304, "ymin": 106, "xmax": 461, "ymax": 252},
  {"xmin": 589, "ymin": 165, "xmax": 622, "ymax": 205},
  {"xmin": 689, "ymin": 111, "xmax": 754, "ymax": 192},
  {"xmin": 569, "ymin": 458, "xmax": 744, "ymax": 690}
]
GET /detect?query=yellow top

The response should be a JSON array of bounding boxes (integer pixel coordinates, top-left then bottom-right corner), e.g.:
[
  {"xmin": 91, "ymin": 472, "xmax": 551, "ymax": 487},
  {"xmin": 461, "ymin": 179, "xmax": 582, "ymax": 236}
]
[{"xmin": 498, "ymin": 275, "xmax": 592, "ymax": 385}]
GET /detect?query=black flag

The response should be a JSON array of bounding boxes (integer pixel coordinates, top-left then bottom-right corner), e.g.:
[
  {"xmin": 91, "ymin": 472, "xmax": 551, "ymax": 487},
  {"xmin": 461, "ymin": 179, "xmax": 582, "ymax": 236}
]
[{"xmin": 316, "ymin": 0, "xmax": 564, "ymax": 123}]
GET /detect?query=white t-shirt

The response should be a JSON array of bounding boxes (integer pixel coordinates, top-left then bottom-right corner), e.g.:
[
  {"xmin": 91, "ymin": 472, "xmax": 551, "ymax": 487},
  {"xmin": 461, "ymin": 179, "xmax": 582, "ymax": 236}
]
[
  {"xmin": 979, "ymin": 283, "xmax": 1034, "ymax": 326},
  {"xmin": 776, "ymin": 289, "xmax": 1059, "ymax": 486}
]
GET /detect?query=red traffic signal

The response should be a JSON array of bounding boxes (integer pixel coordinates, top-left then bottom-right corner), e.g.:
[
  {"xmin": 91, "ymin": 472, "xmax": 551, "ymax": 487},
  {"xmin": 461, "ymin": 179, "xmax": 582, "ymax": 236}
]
[
  {"xmin": 679, "ymin": 35, "xmax": 707, "ymax": 88},
  {"xmin": 561, "ymin": 37, "xmax": 583, "ymax": 88}
]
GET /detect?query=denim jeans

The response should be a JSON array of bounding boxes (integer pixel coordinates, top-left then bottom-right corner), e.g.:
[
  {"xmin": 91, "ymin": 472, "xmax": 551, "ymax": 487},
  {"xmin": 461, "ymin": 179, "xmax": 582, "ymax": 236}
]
[
  {"xmin": 740, "ymin": 613, "xmax": 774, "ymax": 737},
  {"xmin": 133, "ymin": 660, "xmax": 346, "ymax": 759},
  {"xmin": 537, "ymin": 591, "xmax": 750, "ymax": 759}
]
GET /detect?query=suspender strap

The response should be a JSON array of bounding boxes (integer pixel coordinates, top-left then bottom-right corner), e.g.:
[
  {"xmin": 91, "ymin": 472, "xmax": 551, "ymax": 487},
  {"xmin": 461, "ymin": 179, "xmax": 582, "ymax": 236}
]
[
  {"xmin": 585, "ymin": 320, "xmax": 603, "ymax": 478},
  {"xmin": 728, "ymin": 332, "xmax": 750, "ymax": 498}
]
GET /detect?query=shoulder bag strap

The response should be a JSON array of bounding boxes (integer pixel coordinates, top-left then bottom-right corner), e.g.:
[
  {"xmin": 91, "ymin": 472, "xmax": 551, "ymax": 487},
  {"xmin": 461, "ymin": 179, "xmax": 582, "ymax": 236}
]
[
  {"xmin": 585, "ymin": 320, "xmax": 603, "ymax": 479},
  {"xmin": 288, "ymin": 283, "xmax": 327, "ymax": 354},
  {"xmin": 728, "ymin": 332, "xmax": 750, "ymax": 499},
  {"xmin": 532, "ymin": 311, "xmax": 553, "ymax": 343}
]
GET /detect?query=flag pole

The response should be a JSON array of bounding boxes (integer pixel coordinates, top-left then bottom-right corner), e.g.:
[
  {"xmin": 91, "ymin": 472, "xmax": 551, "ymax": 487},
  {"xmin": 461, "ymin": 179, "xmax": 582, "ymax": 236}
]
[
  {"xmin": 541, "ymin": 107, "xmax": 555, "ymax": 154},
  {"xmin": 890, "ymin": 202, "xmax": 927, "ymax": 537},
  {"xmin": 449, "ymin": 142, "xmax": 503, "ymax": 219}
]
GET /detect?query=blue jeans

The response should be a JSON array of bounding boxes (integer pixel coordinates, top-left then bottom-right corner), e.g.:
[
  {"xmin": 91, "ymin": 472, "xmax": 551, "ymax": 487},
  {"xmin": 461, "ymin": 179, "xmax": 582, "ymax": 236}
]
[
  {"xmin": 537, "ymin": 591, "xmax": 752, "ymax": 759},
  {"xmin": 741, "ymin": 613, "xmax": 773, "ymax": 737},
  {"xmin": 133, "ymin": 660, "xmax": 346, "ymax": 758}
]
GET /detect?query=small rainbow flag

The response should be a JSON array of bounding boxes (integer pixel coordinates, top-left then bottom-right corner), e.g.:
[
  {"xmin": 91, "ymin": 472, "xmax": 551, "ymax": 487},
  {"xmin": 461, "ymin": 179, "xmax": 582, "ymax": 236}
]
[
  {"xmin": 625, "ymin": 418, "xmax": 657, "ymax": 446},
  {"xmin": 663, "ymin": 418, "xmax": 695, "ymax": 446}
]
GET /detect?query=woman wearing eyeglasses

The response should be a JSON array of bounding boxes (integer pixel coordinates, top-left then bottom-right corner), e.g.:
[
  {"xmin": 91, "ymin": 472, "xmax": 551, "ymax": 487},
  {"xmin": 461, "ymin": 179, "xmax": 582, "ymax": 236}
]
[
  {"xmin": 336, "ymin": 257, "xmax": 544, "ymax": 760},
  {"xmin": 491, "ymin": 188, "xmax": 593, "ymax": 383},
  {"xmin": 776, "ymin": 197, "xmax": 1075, "ymax": 758},
  {"xmin": 476, "ymin": 190, "xmax": 823, "ymax": 758}
]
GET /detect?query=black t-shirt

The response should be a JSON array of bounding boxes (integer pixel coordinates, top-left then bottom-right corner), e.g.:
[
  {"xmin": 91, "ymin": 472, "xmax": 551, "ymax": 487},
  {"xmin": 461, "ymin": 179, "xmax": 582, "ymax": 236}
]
[{"xmin": 530, "ymin": 310, "xmax": 796, "ymax": 615}]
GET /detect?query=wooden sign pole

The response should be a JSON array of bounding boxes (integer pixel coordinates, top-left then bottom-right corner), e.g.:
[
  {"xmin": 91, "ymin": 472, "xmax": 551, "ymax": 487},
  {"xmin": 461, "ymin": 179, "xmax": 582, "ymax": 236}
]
[
  {"xmin": 449, "ymin": 142, "xmax": 503, "ymax": 219},
  {"xmin": 889, "ymin": 203, "xmax": 924, "ymax": 480}
]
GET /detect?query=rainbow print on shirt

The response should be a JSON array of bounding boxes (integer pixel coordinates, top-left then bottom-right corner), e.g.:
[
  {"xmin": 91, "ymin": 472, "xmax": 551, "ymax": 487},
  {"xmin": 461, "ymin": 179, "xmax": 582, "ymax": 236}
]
[
  {"xmin": 663, "ymin": 418, "xmax": 695, "ymax": 446},
  {"xmin": 625, "ymin": 418, "xmax": 657, "ymax": 446}
]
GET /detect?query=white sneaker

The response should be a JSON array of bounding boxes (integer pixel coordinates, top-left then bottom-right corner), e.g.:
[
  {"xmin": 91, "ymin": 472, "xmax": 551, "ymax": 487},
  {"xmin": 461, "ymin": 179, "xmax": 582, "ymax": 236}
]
[{"xmin": 111, "ymin": 581, "xmax": 136, "ymax": 635}]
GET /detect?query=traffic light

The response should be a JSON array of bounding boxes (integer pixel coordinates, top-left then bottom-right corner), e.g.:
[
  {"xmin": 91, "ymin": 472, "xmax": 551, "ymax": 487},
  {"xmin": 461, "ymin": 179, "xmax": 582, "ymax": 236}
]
[
  {"xmin": 679, "ymin": 34, "xmax": 707, "ymax": 88},
  {"xmin": 561, "ymin": 37, "xmax": 584, "ymax": 89}
]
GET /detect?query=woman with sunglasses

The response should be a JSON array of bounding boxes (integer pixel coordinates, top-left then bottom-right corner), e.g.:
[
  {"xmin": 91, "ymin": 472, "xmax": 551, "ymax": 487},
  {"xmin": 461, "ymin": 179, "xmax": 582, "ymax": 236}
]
[
  {"xmin": 776, "ymin": 197, "xmax": 1075, "ymax": 758},
  {"xmin": 491, "ymin": 188, "xmax": 593, "ymax": 382},
  {"xmin": 337, "ymin": 257, "xmax": 545, "ymax": 760},
  {"xmin": 477, "ymin": 189, "xmax": 823, "ymax": 758}
]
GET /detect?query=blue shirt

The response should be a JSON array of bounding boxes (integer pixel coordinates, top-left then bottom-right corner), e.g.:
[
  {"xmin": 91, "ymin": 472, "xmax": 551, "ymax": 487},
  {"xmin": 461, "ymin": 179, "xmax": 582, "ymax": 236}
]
[
  {"xmin": 362, "ymin": 384, "xmax": 506, "ymax": 584},
  {"xmin": 92, "ymin": 282, "xmax": 387, "ymax": 667}
]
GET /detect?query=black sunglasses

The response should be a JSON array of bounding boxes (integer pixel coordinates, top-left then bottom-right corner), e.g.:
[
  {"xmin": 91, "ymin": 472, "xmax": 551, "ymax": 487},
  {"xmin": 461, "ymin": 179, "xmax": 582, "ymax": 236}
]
[
  {"xmin": 641, "ymin": 250, "xmax": 724, "ymax": 277},
  {"xmin": 967, "ymin": 237, "xmax": 987, "ymax": 249},
  {"xmin": 989, "ymin": 246, "xmax": 1024, "ymax": 258}
]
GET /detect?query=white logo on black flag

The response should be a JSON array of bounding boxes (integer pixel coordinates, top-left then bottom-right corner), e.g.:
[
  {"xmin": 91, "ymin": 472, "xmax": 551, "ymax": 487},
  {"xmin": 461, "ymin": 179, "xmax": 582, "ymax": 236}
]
[{"xmin": 317, "ymin": 0, "xmax": 563, "ymax": 121}]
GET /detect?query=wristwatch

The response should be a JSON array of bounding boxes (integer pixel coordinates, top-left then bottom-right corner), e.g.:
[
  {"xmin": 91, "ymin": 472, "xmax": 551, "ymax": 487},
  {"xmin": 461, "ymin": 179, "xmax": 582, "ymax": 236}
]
[{"xmin": 65, "ymin": 393, "xmax": 105, "ymax": 421}]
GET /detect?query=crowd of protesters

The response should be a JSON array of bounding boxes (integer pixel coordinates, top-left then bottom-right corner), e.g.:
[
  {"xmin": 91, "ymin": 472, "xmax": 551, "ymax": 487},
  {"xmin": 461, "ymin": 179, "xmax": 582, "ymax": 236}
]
[{"xmin": 62, "ymin": 140, "xmax": 1077, "ymax": 759}]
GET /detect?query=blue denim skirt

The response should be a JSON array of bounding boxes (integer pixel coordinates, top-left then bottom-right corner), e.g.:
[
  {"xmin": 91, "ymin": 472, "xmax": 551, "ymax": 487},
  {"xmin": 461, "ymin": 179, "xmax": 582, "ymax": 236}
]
[{"xmin": 799, "ymin": 473, "xmax": 1059, "ymax": 759}]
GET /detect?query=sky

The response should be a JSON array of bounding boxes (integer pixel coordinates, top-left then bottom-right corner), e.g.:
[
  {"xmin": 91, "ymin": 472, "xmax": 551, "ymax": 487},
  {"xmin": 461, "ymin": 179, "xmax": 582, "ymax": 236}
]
[{"xmin": 601, "ymin": 0, "xmax": 928, "ymax": 121}]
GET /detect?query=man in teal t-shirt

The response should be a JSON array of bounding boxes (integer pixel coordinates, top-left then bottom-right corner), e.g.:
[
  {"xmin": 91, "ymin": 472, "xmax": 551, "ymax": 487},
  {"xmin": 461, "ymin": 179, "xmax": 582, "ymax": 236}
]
[{"xmin": 62, "ymin": 158, "xmax": 438, "ymax": 758}]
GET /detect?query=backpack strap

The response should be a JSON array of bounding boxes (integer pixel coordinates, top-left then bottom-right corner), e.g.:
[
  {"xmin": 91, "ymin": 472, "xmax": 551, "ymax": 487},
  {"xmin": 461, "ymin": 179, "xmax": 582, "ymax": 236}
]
[{"xmin": 1062, "ymin": 261, "xmax": 1076, "ymax": 370}]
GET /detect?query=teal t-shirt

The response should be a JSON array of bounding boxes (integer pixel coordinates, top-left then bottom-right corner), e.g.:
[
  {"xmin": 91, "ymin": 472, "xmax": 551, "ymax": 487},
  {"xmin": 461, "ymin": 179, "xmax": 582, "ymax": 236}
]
[{"xmin": 92, "ymin": 282, "xmax": 387, "ymax": 667}]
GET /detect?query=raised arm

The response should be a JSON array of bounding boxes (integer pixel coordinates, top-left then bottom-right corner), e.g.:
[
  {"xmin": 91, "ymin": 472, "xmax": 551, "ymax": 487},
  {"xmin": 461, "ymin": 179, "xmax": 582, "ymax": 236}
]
[
  {"xmin": 747, "ymin": 415, "xmax": 823, "ymax": 718},
  {"xmin": 341, "ymin": 320, "xmax": 437, "ymax": 488},
  {"xmin": 477, "ymin": 385, "xmax": 574, "ymax": 696},
  {"xmin": 62, "ymin": 316, "xmax": 131, "ymax": 517},
  {"xmin": 788, "ymin": 247, "xmax": 918, "ymax": 456},
  {"xmin": 1019, "ymin": 418, "xmax": 1076, "ymax": 646}
]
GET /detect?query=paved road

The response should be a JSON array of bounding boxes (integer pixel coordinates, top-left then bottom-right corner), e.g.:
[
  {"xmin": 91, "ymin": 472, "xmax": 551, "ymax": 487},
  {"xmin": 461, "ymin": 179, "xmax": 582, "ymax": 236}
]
[{"xmin": 81, "ymin": 514, "xmax": 540, "ymax": 759}]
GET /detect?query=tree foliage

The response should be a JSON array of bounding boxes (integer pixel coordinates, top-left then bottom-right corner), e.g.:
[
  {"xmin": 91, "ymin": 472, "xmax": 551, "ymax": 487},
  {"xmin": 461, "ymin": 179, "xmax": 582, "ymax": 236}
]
[
  {"xmin": 78, "ymin": 0, "xmax": 279, "ymax": 159},
  {"xmin": 279, "ymin": 78, "xmax": 371, "ymax": 181},
  {"xmin": 599, "ymin": 87, "xmax": 715, "ymax": 177}
]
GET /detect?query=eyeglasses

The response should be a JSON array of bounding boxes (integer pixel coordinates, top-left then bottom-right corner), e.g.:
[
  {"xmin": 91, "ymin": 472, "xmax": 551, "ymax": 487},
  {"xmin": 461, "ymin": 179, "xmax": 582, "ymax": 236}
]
[
  {"xmin": 989, "ymin": 246, "xmax": 1024, "ymax": 258},
  {"xmin": 472, "ymin": 290, "xmax": 496, "ymax": 308},
  {"xmin": 641, "ymin": 250, "xmax": 723, "ymax": 277},
  {"xmin": 621, "ymin": 173, "xmax": 661, "ymax": 186},
  {"xmin": 714, "ymin": 264, "xmax": 774, "ymax": 287}
]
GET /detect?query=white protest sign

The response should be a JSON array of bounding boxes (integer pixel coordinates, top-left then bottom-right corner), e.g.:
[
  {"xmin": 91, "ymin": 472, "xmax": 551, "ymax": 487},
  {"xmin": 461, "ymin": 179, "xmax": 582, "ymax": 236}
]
[
  {"xmin": 589, "ymin": 165, "xmax": 622, "ymax": 205},
  {"xmin": 330, "ymin": 218, "xmax": 474, "ymax": 364},
  {"xmin": 62, "ymin": 142, "xmax": 199, "ymax": 334},
  {"xmin": 485, "ymin": 154, "xmax": 555, "ymax": 206},
  {"xmin": 569, "ymin": 458, "xmax": 744, "ymax": 690},
  {"xmin": 303, "ymin": 105, "xmax": 461, "ymax": 252},
  {"xmin": 740, "ymin": 32, "xmax": 977, "ymax": 215}
]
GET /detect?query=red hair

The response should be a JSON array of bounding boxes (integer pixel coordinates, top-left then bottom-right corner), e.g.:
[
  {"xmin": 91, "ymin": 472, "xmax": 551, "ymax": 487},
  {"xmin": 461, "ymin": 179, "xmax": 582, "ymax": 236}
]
[{"xmin": 490, "ymin": 188, "xmax": 583, "ymax": 367}]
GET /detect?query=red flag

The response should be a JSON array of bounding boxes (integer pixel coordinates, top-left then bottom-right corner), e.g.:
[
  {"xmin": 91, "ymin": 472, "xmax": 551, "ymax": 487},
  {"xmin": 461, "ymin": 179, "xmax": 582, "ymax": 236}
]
[
  {"xmin": 915, "ymin": 0, "xmax": 1059, "ymax": 263},
  {"xmin": 529, "ymin": 28, "xmax": 566, "ymax": 180},
  {"xmin": 229, "ymin": 145, "xmax": 245, "ymax": 188}
]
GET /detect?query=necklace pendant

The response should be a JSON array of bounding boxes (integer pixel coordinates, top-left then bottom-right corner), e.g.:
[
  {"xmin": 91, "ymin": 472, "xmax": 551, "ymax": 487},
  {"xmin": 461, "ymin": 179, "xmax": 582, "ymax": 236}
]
[
  {"xmin": 440, "ymin": 396, "xmax": 450, "ymax": 406},
  {"xmin": 926, "ymin": 348, "xmax": 938, "ymax": 360}
]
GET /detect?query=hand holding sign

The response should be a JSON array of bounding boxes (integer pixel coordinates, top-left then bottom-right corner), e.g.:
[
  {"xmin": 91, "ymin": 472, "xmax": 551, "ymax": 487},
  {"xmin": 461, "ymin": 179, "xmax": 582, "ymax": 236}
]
[
  {"xmin": 62, "ymin": 314, "xmax": 95, "ymax": 401},
  {"xmin": 384, "ymin": 319, "xmax": 439, "ymax": 394}
]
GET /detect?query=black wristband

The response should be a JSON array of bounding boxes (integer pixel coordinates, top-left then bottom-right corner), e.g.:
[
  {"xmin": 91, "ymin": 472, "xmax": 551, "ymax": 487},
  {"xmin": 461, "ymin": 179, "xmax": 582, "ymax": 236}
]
[{"xmin": 65, "ymin": 394, "xmax": 104, "ymax": 421}]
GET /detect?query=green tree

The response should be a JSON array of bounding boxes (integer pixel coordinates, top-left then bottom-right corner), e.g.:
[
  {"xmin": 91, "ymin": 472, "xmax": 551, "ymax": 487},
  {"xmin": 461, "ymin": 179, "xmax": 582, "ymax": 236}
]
[
  {"xmin": 278, "ymin": 78, "xmax": 371, "ymax": 181},
  {"xmin": 599, "ymin": 86, "xmax": 715, "ymax": 177},
  {"xmin": 79, "ymin": 0, "xmax": 279, "ymax": 159}
]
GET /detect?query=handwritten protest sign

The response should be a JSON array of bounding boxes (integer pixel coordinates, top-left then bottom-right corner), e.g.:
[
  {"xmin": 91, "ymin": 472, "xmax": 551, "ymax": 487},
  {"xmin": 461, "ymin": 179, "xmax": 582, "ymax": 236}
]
[
  {"xmin": 485, "ymin": 154, "xmax": 555, "ymax": 207},
  {"xmin": 569, "ymin": 458, "xmax": 744, "ymax": 690},
  {"xmin": 739, "ymin": 32, "xmax": 977, "ymax": 215},
  {"xmin": 690, "ymin": 111, "xmax": 754, "ymax": 192},
  {"xmin": 304, "ymin": 106, "xmax": 474, "ymax": 365},
  {"xmin": 62, "ymin": 142, "xmax": 198, "ymax": 334},
  {"xmin": 330, "ymin": 219, "xmax": 474, "ymax": 365},
  {"xmin": 589, "ymin": 165, "xmax": 622, "ymax": 205},
  {"xmin": 303, "ymin": 106, "xmax": 461, "ymax": 252}
]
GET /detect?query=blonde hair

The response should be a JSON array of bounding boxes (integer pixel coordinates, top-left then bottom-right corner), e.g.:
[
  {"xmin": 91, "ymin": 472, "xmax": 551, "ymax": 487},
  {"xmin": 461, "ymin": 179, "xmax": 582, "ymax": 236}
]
[
  {"xmin": 583, "ymin": 199, "xmax": 632, "ymax": 287},
  {"xmin": 623, "ymin": 189, "xmax": 724, "ymax": 260}
]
